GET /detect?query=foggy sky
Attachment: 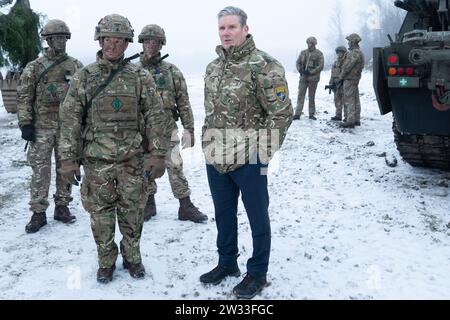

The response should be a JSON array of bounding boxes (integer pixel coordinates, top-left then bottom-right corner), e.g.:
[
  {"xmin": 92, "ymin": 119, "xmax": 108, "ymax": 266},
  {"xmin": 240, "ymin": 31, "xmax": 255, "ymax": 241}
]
[{"xmin": 26, "ymin": 0, "xmax": 364, "ymax": 72}]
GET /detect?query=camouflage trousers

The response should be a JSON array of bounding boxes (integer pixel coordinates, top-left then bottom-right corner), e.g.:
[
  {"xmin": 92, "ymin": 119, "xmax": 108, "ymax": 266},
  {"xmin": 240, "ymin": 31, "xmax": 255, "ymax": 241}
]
[
  {"xmin": 145, "ymin": 142, "xmax": 191, "ymax": 200},
  {"xmin": 334, "ymin": 88, "xmax": 346, "ymax": 119},
  {"xmin": 27, "ymin": 128, "xmax": 72, "ymax": 213},
  {"xmin": 343, "ymin": 79, "xmax": 361, "ymax": 124},
  {"xmin": 80, "ymin": 156, "xmax": 145, "ymax": 268},
  {"xmin": 295, "ymin": 78, "xmax": 319, "ymax": 117}
]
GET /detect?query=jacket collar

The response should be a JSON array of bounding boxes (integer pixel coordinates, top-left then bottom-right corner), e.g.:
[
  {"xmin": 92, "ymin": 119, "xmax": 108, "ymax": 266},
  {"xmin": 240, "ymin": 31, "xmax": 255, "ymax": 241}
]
[{"xmin": 216, "ymin": 35, "xmax": 256, "ymax": 61}]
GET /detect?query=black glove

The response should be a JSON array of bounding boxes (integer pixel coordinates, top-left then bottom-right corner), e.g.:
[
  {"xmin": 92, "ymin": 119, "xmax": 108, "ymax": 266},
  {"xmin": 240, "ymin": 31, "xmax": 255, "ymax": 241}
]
[
  {"xmin": 303, "ymin": 70, "xmax": 311, "ymax": 76},
  {"xmin": 21, "ymin": 125, "xmax": 36, "ymax": 142}
]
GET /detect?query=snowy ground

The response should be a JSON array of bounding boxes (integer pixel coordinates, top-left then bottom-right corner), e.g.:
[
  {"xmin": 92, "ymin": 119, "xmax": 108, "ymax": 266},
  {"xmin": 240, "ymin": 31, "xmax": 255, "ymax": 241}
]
[{"xmin": 0, "ymin": 71, "xmax": 449, "ymax": 300}]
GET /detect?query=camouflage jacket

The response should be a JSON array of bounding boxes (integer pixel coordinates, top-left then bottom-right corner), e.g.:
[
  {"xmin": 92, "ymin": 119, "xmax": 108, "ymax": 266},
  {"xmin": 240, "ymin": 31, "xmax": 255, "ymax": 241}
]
[
  {"xmin": 296, "ymin": 48, "xmax": 324, "ymax": 82},
  {"xmin": 339, "ymin": 45, "xmax": 365, "ymax": 81},
  {"xmin": 17, "ymin": 48, "xmax": 83, "ymax": 129},
  {"xmin": 137, "ymin": 53, "xmax": 194, "ymax": 132},
  {"xmin": 330, "ymin": 56, "xmax": 345, "ymax": 85},
  {"xmin": 204, "ymin": 35, "xmax": 293, "ymax": 173},
  {"xmin": 58, "ymin": 51, "xmax": 171, "ymax": 163}
]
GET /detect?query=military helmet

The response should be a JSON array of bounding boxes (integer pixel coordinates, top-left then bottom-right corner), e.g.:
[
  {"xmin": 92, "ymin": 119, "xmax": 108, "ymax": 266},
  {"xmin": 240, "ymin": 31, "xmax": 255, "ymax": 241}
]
[
  {"xmin": 335, "ymin": 46, "xmax": 347, "ymax": 53},
  {"xmin": 94, "ymin": 14, "xmax": 134, "ymax": 42},
  {"xmin": 40, "ymin": 19, "xmax": 71, "ymax": 39},
  {"xmin": 306, "ymin": 36, "xmax": 317, "ymax": 45},
  {"xmin": 346, "ymin": 33, "xmax": 362, "ymax": 43},
  {"xmin": 138, "ymin": 24, "xmax": 166, "ymax": 45}
]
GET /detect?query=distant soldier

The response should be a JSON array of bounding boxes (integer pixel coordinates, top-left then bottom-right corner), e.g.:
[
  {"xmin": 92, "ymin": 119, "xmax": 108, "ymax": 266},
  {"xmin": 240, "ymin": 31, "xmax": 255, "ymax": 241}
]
[
  {"xmin": 330, "ymin": 46, "xmax": 347, "ymax": 121},
  {"xmin": 58, "ymin": 14, "xmax": 170, "ymax": 283},
  {"xmin": 294, "ymin": 37, "xmax": 324, "ymax": 121},
  {"xmin": 137, "ymin": 24, "xmax": 207, "ymax": 224},
  {"xmin": 339, "ymin": 33, "xmax": 365, "ymax": 128},
  {"xmin": 17, "ymin": 19, "xmax": 83, "ymax": 234}
]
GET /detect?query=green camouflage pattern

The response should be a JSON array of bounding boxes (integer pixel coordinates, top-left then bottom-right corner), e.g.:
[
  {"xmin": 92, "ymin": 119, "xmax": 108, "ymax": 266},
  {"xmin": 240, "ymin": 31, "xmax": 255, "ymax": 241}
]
[
  {"xmin": 17, "ymin": 48, "xmax": 83, "ymax": 129},
  {"xmin": 296, "ymin": 48, "xmax": 324, "ymax": 82},
  {"xmin": 59, "ymin": 51, "xmax": 171, "ymax": 268},
  {"xmin": 340, "ymin": 43, "xmax": 365, "ymax": 124},
  {"xmin": 137, "ymin": 53, "xmax": 193, "ymax": 199},
  {"xmin": 203, "ymin": 35, "xmax": 293, "ymax": 173},
  {"xmin": 17, "ymin": 48, "xmax": 82, "ymax": 213},
  {"xmin": 137, "ymin": 53, "xmax": 194, "ymax": 131},
  {"xmin": 330, "ymin": 54, "xmax": 346, "ymax": 119},
  {"xmin": 295, "ymin": 47, "xmax": 324, "ymax": 117}
]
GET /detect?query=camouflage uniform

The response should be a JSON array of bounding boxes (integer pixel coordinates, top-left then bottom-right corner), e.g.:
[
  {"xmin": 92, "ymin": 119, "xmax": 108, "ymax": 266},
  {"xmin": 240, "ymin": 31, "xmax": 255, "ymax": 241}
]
[
  {"xmin": 58, "ymin": 19, "xmax": 170, "ymax": 269},
  {"xmin": 295, "ymin": 38, "xmax": 324, "ymax": 118},
  {"xmin": 330, "ymin": 47, "xmax": 347, "ymax": 120},
  {"xmin": 340, "ymin": 34, "xmax": 365, "ymax": 126},
  {"xmin": 137, "ymin": 53, "xmax": 192, "ymax": 200},
  {"xmin": 17, "ymin": 25, "xmax": 83, "ymax": 216},
  {"xmin": 202, "ymin": 34, "xmax": 293, "ymax": 283}
]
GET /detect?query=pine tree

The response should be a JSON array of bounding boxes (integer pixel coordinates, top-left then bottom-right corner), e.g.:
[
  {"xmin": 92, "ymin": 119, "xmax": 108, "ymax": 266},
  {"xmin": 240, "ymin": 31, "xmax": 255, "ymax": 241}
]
[{"xmin": 0, "ymin": 0, "xmax": 41, "ymax": 71}]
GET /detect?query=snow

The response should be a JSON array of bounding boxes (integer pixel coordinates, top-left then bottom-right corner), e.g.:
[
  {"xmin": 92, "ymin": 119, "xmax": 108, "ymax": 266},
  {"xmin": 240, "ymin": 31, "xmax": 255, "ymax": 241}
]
[{"xmin": 0, "ymin": 71, "xmax": 449, "ymax": 300}]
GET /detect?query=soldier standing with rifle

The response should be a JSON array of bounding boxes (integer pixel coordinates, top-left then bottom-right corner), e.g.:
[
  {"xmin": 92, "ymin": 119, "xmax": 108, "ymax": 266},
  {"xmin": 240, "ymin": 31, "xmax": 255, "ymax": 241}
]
[
  {"xmin": 137, "ymin": 24, "xmax": 207, "ymax": 224},
  {"xmin": 58, "ymin": 14, "xmax": 171, "ymax": 283},
  {"xmin": 294, "ymin": 37, "xmax": 324, "ymax": 121},
  {"xmin": 17, "ymin": 19, "xmax": 83, "ymax": 234},
  {"xmin": 339, "ymin": 33, "xmax": 365, "ymax": 129},
  {"xmin": 328, "ymin": 46, "xmax": 348, "ymax": 122}
]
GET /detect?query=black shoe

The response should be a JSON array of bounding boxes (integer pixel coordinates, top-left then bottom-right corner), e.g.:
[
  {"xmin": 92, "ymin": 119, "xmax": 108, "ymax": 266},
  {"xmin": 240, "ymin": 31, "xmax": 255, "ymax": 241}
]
[
  {"xmin": 340, "ymin": 122, "xmax": 355, "ymax": 129},
  {"xmin": 233, "ymin": 273, "xmax": 268, "ymax": 300},
  {"xmin": 331, "ymin": 116, "xmax": 342, "ymax": 121},
  {"xmin": 25, "ymin": 212, "xmax": 47, "ymax": 234},
  {"xmin": 54, "ymin": 205, "xmax": 76, "ymax": 224},
  {"xmin": 200, "ymin": 265, "xmax": 241, "ymax": 285},
  {"xmin": 97, "ymin": 265, "xmax": 115, "ymax": 284},
  {"xmin": 123, "ymin": 259, "xmax": 146, "ymax": 279},
  {"xmin": 309, "ymin": 115, "xmax": 317, "ymax": 120},
  {"xmin": 144, "ymin": 194, "xmax": 157, "ymax": 222},
  {"xmin": 355, "ymin": 121, "xmax": 361, "ymax": 126},
  {"xmin": 293, "ymin": 115, "xmax": 301, "ymax": 121}
]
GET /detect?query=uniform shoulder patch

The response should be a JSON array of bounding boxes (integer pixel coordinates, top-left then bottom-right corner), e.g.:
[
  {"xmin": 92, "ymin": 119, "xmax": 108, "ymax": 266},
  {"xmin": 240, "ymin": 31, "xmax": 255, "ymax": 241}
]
[{"xmin": 275, "ymin": 86, "xmax": 287, "ymax": 102}]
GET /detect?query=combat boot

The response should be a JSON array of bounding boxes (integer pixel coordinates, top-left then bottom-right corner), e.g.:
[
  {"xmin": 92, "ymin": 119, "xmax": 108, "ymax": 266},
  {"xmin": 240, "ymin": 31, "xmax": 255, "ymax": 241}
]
[
  {"xmin": 144, "ymin": 194, "xmax": 157, "ymax": 222},
  {"xmin": 293, "ymin": 115, "xmax": 301, "ymax": 121},
  {"xmin": 340, "ymin": 122, "xmax": 355, "ymax": 129},
  {"xmin": 309, "ymin": 115, "xmax": 317, "ymax": 120},
  {"xmin": 25, "ymin": 212, "xmax": 47, "ymax": 234},
  {"xmin": 178, "ymin": 197, "xmax": 208, "ymax": 223},
  {"xmin": 54, "ymin": 205, "xmax": 76, "ymax": 224},
  {"xmin": 123, "ymin": 259, "xmax": 146, "ymax": 279},
  {"xmin": 331, "ymin": 116, "xmax": 342, "ymax": 121},
  {"xmin": 97, "ymin": 265, "xmax": 115, "ymax": 284}
]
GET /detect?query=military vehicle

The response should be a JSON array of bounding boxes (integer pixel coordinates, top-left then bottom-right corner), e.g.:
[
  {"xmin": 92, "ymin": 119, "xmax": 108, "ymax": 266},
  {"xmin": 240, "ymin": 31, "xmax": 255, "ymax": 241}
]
[{"xmin": 373, "ymin": 0, "xmax": 450, "ymax": 170}]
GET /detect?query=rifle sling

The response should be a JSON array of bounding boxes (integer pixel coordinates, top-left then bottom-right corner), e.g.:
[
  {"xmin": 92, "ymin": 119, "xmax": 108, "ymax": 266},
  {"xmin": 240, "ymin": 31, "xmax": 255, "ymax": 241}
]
[{"xmin": 83, "ymin": 53, "xmax": 140, "ymax": 125}]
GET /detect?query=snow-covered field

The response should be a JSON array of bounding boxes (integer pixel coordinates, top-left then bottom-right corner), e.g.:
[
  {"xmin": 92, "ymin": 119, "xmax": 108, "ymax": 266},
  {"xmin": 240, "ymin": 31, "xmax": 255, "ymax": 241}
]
[{"xmin": 0, "ymin": 71, "xmax": 449, "ymax": 300}]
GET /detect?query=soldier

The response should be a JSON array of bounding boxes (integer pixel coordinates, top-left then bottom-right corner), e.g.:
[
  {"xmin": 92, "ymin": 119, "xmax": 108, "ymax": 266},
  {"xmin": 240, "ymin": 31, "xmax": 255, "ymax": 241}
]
[
  {"xmin": 330, "ymin": 46, "xmax": 348, "ymax": 121},
  {"xmin": 58, "ymin": 14, "xmax": 170, "ymax": 283},
  {"xmin": 339, "ymin": 33, "xmax": 365, "ymax": 128},
  {"xmin": 294, "ymin": 36, "xmax": 324, "ymax": 121},
  {"xmin": 200, "ymin": 7, "xmax": 293, "ymax": 299},
  {"xmin": 137, "ymin": 24, "xmax": 207, "ymax": 224},
  {"xmin": 17, "ymin": 19, "xmax": 83, "ymax": 234}
]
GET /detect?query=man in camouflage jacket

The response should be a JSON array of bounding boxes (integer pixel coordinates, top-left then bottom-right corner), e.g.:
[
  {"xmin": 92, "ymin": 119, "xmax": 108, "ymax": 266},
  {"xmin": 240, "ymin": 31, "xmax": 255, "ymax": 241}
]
[
  {"xmin": 339, "ymin": 33, "xmax": 365, "ymax": 128},
  {"xmin": 330, "ymin": 46, "xmax": 347, "ymax": 121},
  {"xmin": 57, "ymin": 14, "xmax": 171, "ymax": 284},
  {"xmin": 199, "ymin": 6, "xmax": 293, "ymax": 300},
  {"xmin": 294, "ymin": 36, "xmax": 324, "ymax": 120},
  {"xmin": 17, "ymin": 19, "xmax": 83, "ymax": 234},
  {"xmin": 136, "ymin": 24, "xmax": 207, "ymax": 224}
]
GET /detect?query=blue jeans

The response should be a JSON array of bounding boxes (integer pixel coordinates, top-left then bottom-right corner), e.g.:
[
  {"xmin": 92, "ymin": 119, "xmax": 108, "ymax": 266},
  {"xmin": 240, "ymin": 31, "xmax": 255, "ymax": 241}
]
[{"xmin": 206, "ymin": 163, "xmax": 270, "ymax": 279}]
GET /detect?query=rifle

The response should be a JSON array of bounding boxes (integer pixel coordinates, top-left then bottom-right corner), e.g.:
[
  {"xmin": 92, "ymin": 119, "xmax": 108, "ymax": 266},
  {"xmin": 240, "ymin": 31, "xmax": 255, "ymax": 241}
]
[{"xmin": 325, "ymin": 84, "xmax": 337, "ymax": 94}]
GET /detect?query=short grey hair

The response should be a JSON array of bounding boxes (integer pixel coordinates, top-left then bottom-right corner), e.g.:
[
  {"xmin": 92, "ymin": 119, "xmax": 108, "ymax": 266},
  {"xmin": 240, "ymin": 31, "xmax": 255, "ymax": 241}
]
[{"xmin": 218, "ymin": 6, "xmax": 248, "ymax": 27}]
